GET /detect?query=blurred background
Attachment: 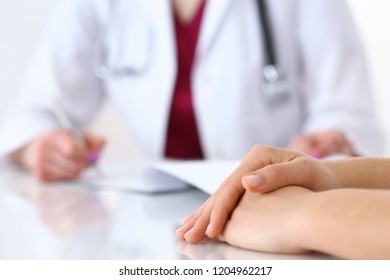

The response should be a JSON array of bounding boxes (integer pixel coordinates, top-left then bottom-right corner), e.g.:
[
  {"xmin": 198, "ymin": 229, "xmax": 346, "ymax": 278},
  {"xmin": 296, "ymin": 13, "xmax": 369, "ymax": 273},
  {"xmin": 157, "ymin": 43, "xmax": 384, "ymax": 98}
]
[{"xmin": 1, "ymin": 0, "xmax": 390, "ymax": 160}]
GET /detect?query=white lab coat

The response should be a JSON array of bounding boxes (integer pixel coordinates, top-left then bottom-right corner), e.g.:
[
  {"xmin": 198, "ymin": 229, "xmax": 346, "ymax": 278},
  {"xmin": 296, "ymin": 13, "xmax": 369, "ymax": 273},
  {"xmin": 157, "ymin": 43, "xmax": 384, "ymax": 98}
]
[{"xmin": 0, "ymin": 0, "xmax": 382, "ymax": 160}]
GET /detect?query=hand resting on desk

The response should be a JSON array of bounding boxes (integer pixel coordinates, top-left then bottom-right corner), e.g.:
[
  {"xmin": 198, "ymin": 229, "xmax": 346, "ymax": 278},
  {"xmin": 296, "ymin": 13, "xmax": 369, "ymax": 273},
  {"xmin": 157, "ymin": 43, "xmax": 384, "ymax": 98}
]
[
  {"xmin": 176, "ymin": 145, "xmax": 336, "ymax": 243},
  {"xmin": 177, "ymin": 145, "xmax": 390, "ymax": 259},
  {"xmin": 288, "ymin": 129, "xmax": 354, "ymax": 158}
]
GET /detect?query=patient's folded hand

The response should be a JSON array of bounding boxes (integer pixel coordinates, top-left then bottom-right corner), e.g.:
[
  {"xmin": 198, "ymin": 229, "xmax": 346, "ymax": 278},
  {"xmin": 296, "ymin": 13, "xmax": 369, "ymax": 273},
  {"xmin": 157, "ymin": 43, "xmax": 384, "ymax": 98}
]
[
  {"xmin": 218, "ymin": 187, "xmax": 313, "ymax": 254},
  {"xmin": 175, "ymin": 171, "xmax": 246, "ymax": 243},
  {"xmin": 176, "ymin": 145, "xmax": 338, "ymax": 244}
]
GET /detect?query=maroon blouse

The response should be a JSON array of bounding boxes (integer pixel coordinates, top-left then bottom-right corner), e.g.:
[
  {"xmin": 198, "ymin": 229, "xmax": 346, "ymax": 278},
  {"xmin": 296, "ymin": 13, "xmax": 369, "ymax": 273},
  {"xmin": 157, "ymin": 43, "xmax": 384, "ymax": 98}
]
[{"xmin": 165, "ymin": 1, "xmax": 206, "ymax": 159}]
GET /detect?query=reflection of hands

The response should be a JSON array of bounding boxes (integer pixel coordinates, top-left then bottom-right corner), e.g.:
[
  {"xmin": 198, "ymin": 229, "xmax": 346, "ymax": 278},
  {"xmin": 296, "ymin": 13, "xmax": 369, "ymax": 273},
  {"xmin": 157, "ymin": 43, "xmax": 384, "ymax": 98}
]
[
  {"xmin": 289, "ymin": 129, "xmax": 354, "ymax": 158},
  {"xmin": 176, "ymin": 145, "xmax": 338, "ymax": 244},
  {"xmin": 29, "ymin": 186, "xmax": 107, "ymax": 235},
  {"xmin": 176, "ymin": 239, "xmax": 316, "ymax": 260},
  {"xmin": 218, "ymin": 188, "xmax": 313, "ymax": 254},
  {"xmin": 11, "ymin": 129, "xmax": 105, "ymax": 182},
  {"xmin": 176, "ymin": 240, "xmax": 226, "ymax": 260}
]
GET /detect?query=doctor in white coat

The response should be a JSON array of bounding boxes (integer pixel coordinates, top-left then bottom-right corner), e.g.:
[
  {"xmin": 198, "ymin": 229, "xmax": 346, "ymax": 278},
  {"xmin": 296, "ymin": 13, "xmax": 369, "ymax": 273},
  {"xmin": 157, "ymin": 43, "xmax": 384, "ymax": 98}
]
[{"xmin": 0, "ymin": 0, "xmax": 382, "ymax": 181}]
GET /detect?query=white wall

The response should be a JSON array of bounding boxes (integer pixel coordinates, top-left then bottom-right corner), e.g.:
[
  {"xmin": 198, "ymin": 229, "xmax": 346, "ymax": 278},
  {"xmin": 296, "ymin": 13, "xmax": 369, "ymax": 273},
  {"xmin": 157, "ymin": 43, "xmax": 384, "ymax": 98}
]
[
  {"xmin": 0, "ymin": 0, "xmax": 54, "ymax": 117},
  {"xmin": 347, "ymin": 0, "xmax": 390, "ymax": 155},
  {"xmin": 1, "ymin": 0, "xmax": 390, "ymax": 159}
]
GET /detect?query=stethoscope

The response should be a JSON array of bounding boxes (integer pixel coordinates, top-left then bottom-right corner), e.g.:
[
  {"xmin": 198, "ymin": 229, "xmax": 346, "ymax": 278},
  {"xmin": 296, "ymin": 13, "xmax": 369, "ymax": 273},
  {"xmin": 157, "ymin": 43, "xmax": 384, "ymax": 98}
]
[
  {"xmin": 93, "ymin": 0, "xmax": 290, "ymax": 103},
  {"xmin": 256, "ymin": 0, "xmax": 290, "ymax": 103},
  {"xmin": 92, "ymin": 0, "xmax": 154, "ymax": 79}
]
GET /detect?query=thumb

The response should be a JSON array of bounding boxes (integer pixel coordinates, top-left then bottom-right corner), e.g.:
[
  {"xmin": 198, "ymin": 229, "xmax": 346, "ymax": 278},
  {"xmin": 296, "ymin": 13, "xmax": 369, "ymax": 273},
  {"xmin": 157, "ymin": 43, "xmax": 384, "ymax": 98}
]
[
  {"xmin": 83, "ymin": 132, "xmax": 106, "ymax": 164},
  {"xmin": 242, "ymin": 158, "xmax": 313, "ymax": 193}
]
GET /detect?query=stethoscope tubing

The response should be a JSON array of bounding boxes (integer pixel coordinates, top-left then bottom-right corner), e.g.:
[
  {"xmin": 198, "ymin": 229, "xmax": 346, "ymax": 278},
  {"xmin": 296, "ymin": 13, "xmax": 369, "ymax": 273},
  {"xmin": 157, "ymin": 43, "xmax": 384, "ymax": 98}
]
[
  {"xmin": 256, "ymin": 0, "xmax": 276, "ymax": 67},
  {"xmin": 93, "ymin": 0, "xmax": 290, "ymax": 103}
]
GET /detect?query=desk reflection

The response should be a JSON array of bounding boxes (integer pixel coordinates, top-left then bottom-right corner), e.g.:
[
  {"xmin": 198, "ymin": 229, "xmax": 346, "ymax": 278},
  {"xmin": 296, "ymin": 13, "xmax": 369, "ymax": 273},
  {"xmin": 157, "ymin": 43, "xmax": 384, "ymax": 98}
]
[
  {"xmin": 0, "ymin": 172, "xmax": 332, "ymax": 260},
  {"xmin": 0, "ymin": 173, "xmax": 207, "ymax": 259},
  {"xmin": 176, "ymin": 240, "xmax": 334, "ymax": 260}
]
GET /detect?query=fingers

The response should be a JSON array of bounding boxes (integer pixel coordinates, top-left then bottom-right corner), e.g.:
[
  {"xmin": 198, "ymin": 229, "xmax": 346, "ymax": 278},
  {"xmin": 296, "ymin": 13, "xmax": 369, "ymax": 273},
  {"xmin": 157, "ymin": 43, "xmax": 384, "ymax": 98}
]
[
  {"xmin": 51, "ymin": 151, "xmax": 85, "ymax": 176},
  {"xmin": 217, "ymin": 189, "xmax": 313, "ymax": 254},
  {"xmin": 84, "ymin": 132, "xmax": 106, "ymax": 165},
  {"xmin": 176, "ymin": 145, "xmax": 319, "ymax": 246},
  {"xmin": 242, "ymin": 145, "xmax": 297, "ymax": 166},
  {"xmin": 288, "ymin": 134, "xmax": 317, "ymax": 156},
  {"xmin": 183, "ymin": 214, "xmax": 194, "ymax": 225},
  {"xmin": 52, "ymin": 131, "xmax": 85, "ymax": 160},
  {"xmin": 313, "ymin": 131, "xmax": 354, "ymax": 157},
  {"xmin": 22, "ymin": 129, "xmax": 105, "ymax": 182},
  {"xmin": 242, "ymin": 157, "xmax": 315, "ymax": 193},
  {"xmin": 177, "ymin": 166, "xmax": 249, "ymax": 243},
  {"xmin": 206, "ymin": 184, "xmax": 244, "ymax": 238},
  {"xmin": 176, "ymin": 201, "xmax": 209, "ymax": 243},
  {"xmin": 176, "ymin": 145, "xmax": 305, "ymax": 244},
  {"xmin": 84, "ymin": 132, "xmax": 106, "ymax": 152},
  {"xmin": 184, "ymin": 217, "xmax": 212, "ymax": 243},
  {"xmin": 177, "ymin": 192, "xmax": 221, "ymax": 243},
  {"xmin": 292, "ymin": 130, "xmax": 355, "ymax": 158},
  {"xmin": 54, "ymin": 130, "xmax": 106, "ymax": 162},
  {"xmin": 34, "ymin": 151, "xmax": 85, "ymax": 182},
  {"xmin": 176, "ymin": 186, "xmax": 243, "ymax": 243},
  {"xmin": 217, "ymin": 219, "xmax": 232, "ymax": 243}
]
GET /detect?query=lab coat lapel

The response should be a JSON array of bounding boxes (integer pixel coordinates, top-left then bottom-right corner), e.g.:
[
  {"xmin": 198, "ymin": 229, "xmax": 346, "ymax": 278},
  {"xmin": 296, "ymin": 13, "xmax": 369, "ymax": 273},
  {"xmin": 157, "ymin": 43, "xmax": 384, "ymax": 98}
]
[
  {"xmin": 130, "ymin": 0, "xmax": 178, "ymax": 157},
  {"xmin": 136, "ymin": 0, "xmax": 176, "ymax": 66},
  {"xmin": 136, "ymin": 0, "xmax": 175, "ymax": 44},
  {"xmin": 197, "ymin": 0, "xmax": 234, "ymax": 59}
]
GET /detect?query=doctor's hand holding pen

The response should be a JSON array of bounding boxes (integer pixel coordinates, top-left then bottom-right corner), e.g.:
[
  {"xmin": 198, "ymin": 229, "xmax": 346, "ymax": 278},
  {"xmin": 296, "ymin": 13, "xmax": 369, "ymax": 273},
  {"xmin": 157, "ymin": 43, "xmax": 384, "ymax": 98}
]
[{"xmin": 10, "ymin": 129, "xmax": 105, "ymax": 182}]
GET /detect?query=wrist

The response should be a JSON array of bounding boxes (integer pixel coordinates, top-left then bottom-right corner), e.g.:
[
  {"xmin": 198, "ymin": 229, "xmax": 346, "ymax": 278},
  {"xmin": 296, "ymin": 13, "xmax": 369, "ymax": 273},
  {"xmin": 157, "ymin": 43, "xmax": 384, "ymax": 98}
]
[
  {"xmin": 313, "ymin": 159, "xmax": 341, "ymax": 190},
  {"xmin": 10, "ymin": 148, "xmax": 25, "ymax": 166},
  {"xmin": 283, "ymin": 189, "xmax": 320, "ymax": 253},
  {"xmin": 293, "ymin": 190, "xmax": 347, "ymax": 255},
  {"xmin": 289, "ymin": 191, "xmax": 324, "ymax": 253},
  {"xmin": 9, "ymin": 144, "xmax": 31, "ymax": 168}
]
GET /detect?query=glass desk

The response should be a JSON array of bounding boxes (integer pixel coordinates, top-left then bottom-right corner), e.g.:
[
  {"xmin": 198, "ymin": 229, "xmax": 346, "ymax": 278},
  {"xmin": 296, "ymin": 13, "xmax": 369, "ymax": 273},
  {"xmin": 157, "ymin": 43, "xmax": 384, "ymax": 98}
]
[{"xmin": 0, "ymin": 169, "xmax": 333, "ymax": 260}]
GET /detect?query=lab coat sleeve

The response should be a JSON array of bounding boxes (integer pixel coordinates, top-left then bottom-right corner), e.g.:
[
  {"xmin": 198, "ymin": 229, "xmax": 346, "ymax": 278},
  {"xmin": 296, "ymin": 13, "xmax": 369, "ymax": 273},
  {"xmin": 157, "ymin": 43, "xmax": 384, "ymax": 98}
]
[
  {"xmin": 0, "ymin": 0, "xmax": 106, "ymax": 158},
  {"xmin": 297, "ymin": 0, "xmax": 383, "ymax": 156}
]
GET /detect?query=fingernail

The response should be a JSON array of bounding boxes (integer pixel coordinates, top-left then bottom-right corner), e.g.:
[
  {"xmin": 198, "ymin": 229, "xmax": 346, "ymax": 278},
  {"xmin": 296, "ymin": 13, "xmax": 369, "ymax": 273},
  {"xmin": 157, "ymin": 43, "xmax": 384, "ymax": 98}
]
[
  {"xmin": 245, "ymin": 174, "xmax": 263, "ymax": 188},
  {"xmin": 86, "ymin": 150, "xmax": 101, "ymax": 164},
  {"xmin": 183, "ymin": 217, "xmax": 190, "ymax": 224},
  {"xmin": 184, "ymin": 228, "xmax": 194, "ymax": 239},
  {"xmin": 205, "ymin": 224, "xmax": 211, "ymax": 236}
]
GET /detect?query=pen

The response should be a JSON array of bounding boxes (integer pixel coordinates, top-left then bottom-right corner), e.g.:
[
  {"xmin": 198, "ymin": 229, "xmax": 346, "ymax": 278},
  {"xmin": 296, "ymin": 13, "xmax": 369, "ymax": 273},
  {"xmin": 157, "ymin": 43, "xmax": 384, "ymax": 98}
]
[
  {"xmin": 51, "ymin": 99, "xmax": 102, "ymax": 175},
  {"xmin": 51, "ymin": 99, "xmax": 86, "ymax": 147}
]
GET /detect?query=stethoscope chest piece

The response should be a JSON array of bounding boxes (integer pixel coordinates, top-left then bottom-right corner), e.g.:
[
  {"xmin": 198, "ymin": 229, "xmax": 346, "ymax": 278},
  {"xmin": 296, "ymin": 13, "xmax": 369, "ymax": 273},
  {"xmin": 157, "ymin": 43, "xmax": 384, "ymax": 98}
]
[
  {"xmin": 257, "ymin": 0, "xmax": 291, "ymax": 104},
  {"xmin": 261, "ymin": 65, "xmax": 290, "ymax": 103}
]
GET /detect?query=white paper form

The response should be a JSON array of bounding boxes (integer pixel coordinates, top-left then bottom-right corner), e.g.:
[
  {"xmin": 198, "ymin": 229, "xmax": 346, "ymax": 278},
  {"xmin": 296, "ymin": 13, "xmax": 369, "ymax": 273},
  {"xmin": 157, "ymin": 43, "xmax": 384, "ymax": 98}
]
[
  {"xmin": 76, "ymin": 162, "xmax": 189, "ymax": 193},
  {"xmin": 76, "ymin": 160, "xmax": 239, "ymax": 194},
  {"xmin": 152, "ymin": 160, "xmax": 239, "ymax": 195}
]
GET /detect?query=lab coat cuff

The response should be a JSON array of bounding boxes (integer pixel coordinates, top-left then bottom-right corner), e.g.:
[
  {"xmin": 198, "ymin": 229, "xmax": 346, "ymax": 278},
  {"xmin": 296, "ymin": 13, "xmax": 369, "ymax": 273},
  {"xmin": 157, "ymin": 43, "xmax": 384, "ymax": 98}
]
[{"xmin": 0, "ymin": 115, "xmax": 59, "ymax": 161}]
